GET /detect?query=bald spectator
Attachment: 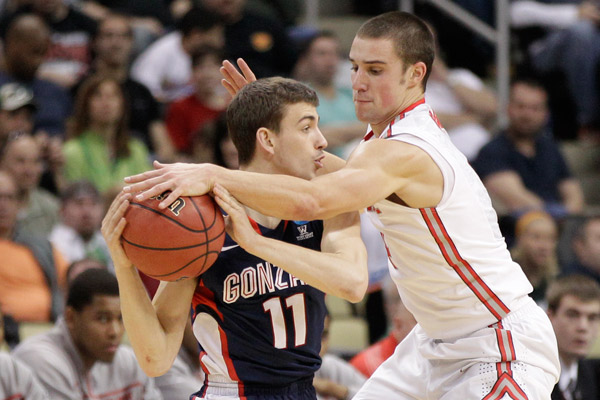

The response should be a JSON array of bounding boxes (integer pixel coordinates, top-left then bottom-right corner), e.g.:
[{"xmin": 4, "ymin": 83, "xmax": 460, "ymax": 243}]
[
  {"xmin": 131, "ymin": 6, "xmax": 224, "ymax": 102},
  {"xmin": 0, "ymin": 171, "xmax": 68, "ymax": 323},
  {"xmin": 0, "ymin": 14, "xmax": 72, "ymax": 137},
  {"xmin": 0, "ymin": 132, "xmax": 60, "ymax": 238},
  {"xmin": 473, "ymin": 78, "xmax": 585, "ymax": 218},
  {"xmin": 563, "ymin": 216, "xmax": 600, "ymax": 285}
]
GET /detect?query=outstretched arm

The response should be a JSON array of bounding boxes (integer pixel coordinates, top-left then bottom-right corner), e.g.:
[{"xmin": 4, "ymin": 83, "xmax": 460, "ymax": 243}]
[
  {"xmin": 213, "ymin": 185, "xmax": 368, "ymax": 302},
  {"xmin": 220, "ymin": 58, "xmax": 256, "ymax": 97},
  {"xmin": 101, "ymin": 192, "xmax": 196, "ymax": 377}
]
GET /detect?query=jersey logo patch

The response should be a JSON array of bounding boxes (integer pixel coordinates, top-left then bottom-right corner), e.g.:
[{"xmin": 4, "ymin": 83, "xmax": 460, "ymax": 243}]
[{"xmin": 296, "ymin": 224, "xmax": 314, "ymax": 241}]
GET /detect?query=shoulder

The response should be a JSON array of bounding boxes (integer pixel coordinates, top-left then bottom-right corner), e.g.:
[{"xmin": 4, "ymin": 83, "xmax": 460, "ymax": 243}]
[{"xmin": 13, "ymin": 330, "xmax": 66, "ymax": 364}]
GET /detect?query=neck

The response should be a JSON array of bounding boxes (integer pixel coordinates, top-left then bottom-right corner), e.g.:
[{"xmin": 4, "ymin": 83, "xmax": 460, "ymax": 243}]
[
  {"xmin": 509, "ymin": 133, "xmax": 536, "ymax": 157},
  {"xmin": 89, "ymin": 123, "xmax": 117, "ymax": 140},
  {"xmin": 239, "ymin": 162, "xmax": 282, "ymax": 229},
  {"xmin": 560, "ymin": 353, "xmax": 578, "ymax": 369},
  {"xmin": 371, "ymin": 92, "xmax": 425, "ymax": 136}
]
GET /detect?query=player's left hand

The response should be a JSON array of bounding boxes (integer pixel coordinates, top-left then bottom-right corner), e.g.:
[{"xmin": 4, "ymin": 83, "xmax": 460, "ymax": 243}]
[
  {"xmin": 124, "ymin": 161, "xmax": 223, "ymax": 209},
  {"xmin": 213, "ymin": 183, "xmax": 257, "ymax": 250},
  {"xmin": 101, "ymin": 191, "xmax": 134, "ymax": 270}
]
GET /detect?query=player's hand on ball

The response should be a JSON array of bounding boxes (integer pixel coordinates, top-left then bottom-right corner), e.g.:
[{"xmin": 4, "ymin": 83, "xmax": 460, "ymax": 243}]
[
  {"xmin": 220, "ymin": 58, "xmax": 256, "ymax": 97},
  {"xmin": 124, "ymin": 161, "xmax": 219, "ymax": 209},
  {"xmin": 213, "ymin": 184, "xmax": 257, "ymax": 251},
  {"xmin": 101, "ymin": 191, "xmax": 134, "ymax": 270}
]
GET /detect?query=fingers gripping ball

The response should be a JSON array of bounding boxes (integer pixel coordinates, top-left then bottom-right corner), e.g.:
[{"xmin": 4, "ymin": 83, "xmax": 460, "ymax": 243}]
[{"xmin": 121, "ymin": 192, "xmax": 225, "ymax": 281}]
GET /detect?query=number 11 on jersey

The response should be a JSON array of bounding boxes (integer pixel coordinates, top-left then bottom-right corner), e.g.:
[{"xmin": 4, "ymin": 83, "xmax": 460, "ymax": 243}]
[{"xmin": 263, "ymin": 293, "xmax": 307, "ymax": 349}]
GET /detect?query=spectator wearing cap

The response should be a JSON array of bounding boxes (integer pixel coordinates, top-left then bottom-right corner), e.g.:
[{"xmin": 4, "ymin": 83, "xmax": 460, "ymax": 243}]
[
  {"xmin": 0, "ymin": 82, "xmax": 37, "ymax": 151},
  {"xmin": 49, "ymin": 180, "xmax": 112, "ymax": 271}
]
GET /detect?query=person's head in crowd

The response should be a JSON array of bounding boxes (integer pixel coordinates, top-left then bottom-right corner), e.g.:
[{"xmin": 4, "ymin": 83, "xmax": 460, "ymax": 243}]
[
  {"xmin": 30, "ymin": 0, "xmax": 67, "ymax": 18},
  {"xmin": 213, "ymin": 114, "xmax": 238, "ymax": 169},
  {"xmin": 0, "ymin": 132, "xmax": 44, "ymax": 201},
  {"xmin": 177, "ymin": 6, "xmax": 224, "ymax": 56},
  {"xmin": 546, "ymin": 274, "xmax": 600, "ymax": 365},
  {"xmin": 197, "ymin": 0, "xmax": 245, "ymax": 24},
  {"xmin": 511, "ymin": 211, "xmax": 558, "ymax": 297},
  {"xmin": 60, "ymin": 180, "xmax": 104, "ymax": 241},
  {"xmin": 0, "ymin": 83, "xmax": 36, "ymax": 148},
  {"xmin": 507, "ymin": 78, "xmax": 549, "ymax": 141},
  {"xmin": 92, "ymin": 13, "xmax": 134, "ymax": 71},
  {"xmin": 294, "ymin": 30, "xmax": 340, "ymax": 87},
  {"xmin": 191, "ymin": 46, "xmax": 223, "ymax": 99},
  {"xmin": 382, "ymin": 278, "xmax": 416, "ymax": 343},
  {"xmin": 0, "ymin": 171, "xmax": 19, "ymax": 239},
  {"xmin": 66, "ymin": 258, "xmax": 108, "ymax": 286},
  {"xmin": 572, "ymin": 216, "xmax": 600, "ymax": 275},
  {"xmin": 70, "ymin": 75, "xmax": 130, "ymax": 157},
  {"xmin": 2, "ymin": 14, "xmax": 51, "ymax": 82},
  {"xmin": 65, "ymin": 268, "xmax": 123, "ymax": 369}
]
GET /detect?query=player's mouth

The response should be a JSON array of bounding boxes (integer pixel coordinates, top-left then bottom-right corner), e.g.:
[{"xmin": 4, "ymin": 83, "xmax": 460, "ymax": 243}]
[{"xmin": 314, "ymin": 155, "xmax": 325, "ymax": 169}]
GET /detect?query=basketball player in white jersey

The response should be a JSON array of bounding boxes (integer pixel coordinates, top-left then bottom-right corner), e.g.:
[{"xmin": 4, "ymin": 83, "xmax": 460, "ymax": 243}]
[{"xmin": 124, "ymin": 11, "xmax": 560, "ymax": 399}]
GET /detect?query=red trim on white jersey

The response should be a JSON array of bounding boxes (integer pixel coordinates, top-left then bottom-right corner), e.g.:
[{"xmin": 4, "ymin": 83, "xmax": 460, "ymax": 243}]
[
  {"xmin": 419, "ymin": 207, "xmax": 510, "ymax": 321},
  {"xmin": 362, "ymin": 98, "xmax": 426, "ymax": 142}
]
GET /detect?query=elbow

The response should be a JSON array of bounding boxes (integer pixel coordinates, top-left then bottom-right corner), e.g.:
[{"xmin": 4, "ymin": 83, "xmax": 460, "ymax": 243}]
[
  {"xmin": 137, "ymin": 353, "xmax": 172, "ymax": 377},
  {"xmin": 339, "ymin": 272, "xmax": 368, "ymax": 304},
  {"xmin": 294, "ymin": 191, "xmax": 329, "ymax": 221}
]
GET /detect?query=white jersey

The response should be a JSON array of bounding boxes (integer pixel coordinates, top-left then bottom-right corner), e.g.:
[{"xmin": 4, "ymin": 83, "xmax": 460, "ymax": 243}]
[{"xmin": 363, "ymin": 100, "xmax": 532, "ymax": 339}]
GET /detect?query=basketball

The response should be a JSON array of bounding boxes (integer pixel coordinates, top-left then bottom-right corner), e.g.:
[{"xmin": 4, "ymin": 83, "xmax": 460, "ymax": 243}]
[{"xmin": 121, "ymin": 192, "xmax": 225, "ymax": 281}]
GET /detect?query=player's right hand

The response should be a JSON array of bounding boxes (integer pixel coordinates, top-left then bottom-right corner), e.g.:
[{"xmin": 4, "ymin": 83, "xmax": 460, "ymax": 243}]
[
  {"xmin": 220, "ymin": 58, "xmax": 256, "ymax": 97},
  {"xmin": 101, "ymin": 191, "xmax": 134, "ymax": 270},
  {"xmin": 213, "ymin": 183, "xmax": 258, "ymax": 252}
]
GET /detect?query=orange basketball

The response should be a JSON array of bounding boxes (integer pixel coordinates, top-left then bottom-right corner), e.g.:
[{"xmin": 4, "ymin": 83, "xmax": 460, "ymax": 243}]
[{"xmin": 121, "ymin": 193, "xmax": 225, "ymax": 281}]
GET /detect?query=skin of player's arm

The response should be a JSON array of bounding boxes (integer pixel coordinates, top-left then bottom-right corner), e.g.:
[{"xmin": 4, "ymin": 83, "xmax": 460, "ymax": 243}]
[
  {"xmin": 213, "ymin": 185, "xmax": 368, "ymax": 303},
  {"xmin": 102, "ymin": 192, "xmax": 196, "ymax": 377},
  {"xmin": 483, "ymin": 170, "xmax": 545, "ymax": 212},
  {"xmin": 559, "ymin": 178, "xmax": 585, "ymax": 214}
]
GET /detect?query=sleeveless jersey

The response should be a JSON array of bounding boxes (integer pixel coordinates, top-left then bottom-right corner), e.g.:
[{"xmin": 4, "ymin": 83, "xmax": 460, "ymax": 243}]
[
  {"xmin": 363, "ymin": 100, "xmax": 532, "ymax": 339},
  {"xmin": 191, "ymin": 218, "xmax": 326, "ymax": 390}
]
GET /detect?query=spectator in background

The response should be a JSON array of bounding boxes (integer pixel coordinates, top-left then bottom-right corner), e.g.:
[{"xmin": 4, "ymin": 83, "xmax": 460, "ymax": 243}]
[
  {"xmin": 0, "ymin": 132, "xmax": 60, "ymax": 238},
  {"xmin": 0, "ymin": 82, "xmax": 37, "ymax": 151},
  {"xmin": 510, "ymin": 210, "xmax": 559, "ymax": 305},
  {"xmin": 0, "ymin": 306, "xmax": 50, "ymax": 400},
  {"xmin": 350, "ymin": 279, "xmax": 417, "ymax": 378},
  {"xmin": 293, "ymin": 31, "xmax": 367, "ymax": 158},
  {"xmin": 562, "ymin": 216, "xmax": 600, "ymax": 285},
  {"xmin": 206, "ymin": 112, "xmax": 239, "ymax": 169},
  {"xmin": 0, "ymin": 13, "xmax": 72, "ymax": 137},
  {"xmin": 314, "ymin": 314, "xmax": 367, "ymax": 400},
  {"xmin": 131, "ymin": 6, "xmax": 224, "ymax": 102},
  {"xmin": 64, "ymin": 75, "xmax": 152, "ymax": 195},
  {"xmin": 1, "ymin": 0, "xmax": 98, "ymax": 89},
  {"xmin": 0, "ymin": 171, "xmax": 68, "ymax": 323},
  {"xmin": 65, "ymin": 257, "xmax": 107, "ymax": 285},
  {"xmin": 12, "ymin": 268, "xmax": 163, "ymax": 400},
  {"xmin": 79, "ymin": 13, "xmax": 175, "ymax": 161},
  {"xmin": 546, "ymin": 274, "xmax": 600, "ymax": 399},
  {"xmin": 166, "ymin": 46, "xmax": 228, "ymax": 158},
  {"xmin": 426, "ymin": 48, "xmax": 497, "ymax": 162},
  {"xmin": 511, "ymin": 0, "xmax": 600, "ymax": 141},
  {"xmin": 473, "ymin": 78, "xmax": 585, "ymax": 219},
  {"xmin": 197, "ymin": 0, "xmax": 298, "ymax": 79},
  {"xmin": 49, "ymin": 180, "xmax": 112, "ymax": 269}
]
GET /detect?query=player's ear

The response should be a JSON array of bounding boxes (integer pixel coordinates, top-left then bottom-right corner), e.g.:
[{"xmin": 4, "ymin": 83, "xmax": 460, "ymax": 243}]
[
  {"xmin": 409, "ymin": 62, "xmax": 427, "ymax": 87},
  {"xmin": 256, "ymin": 127, "xmax": 275, "ymax": 155}
]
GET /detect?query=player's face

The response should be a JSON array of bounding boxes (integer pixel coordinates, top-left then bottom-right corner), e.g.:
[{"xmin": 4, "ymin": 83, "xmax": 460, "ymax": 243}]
[
  {"xmin": 350, "ymin": 37, "xmax": 414, "ymax": 134},
  {"xmin": 94, "ymin": 17, "xmax": 133, "ymax": 67},
  {"xmin": 68, "ymin": 295, "xmax": 124, "ymax": 367},
  {"xmin": 549, "ymin": 295, "xmax": 600, "ymax": 362},
  {"xmin": 271, "ymin": 102, "xmax": 327, "ymax": 180},
  {"xmin": 88, "ymin": 81, "xmax": 123, "ymax": 126}
]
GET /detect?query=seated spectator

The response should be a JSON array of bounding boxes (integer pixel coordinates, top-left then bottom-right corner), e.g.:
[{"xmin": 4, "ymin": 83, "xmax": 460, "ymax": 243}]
[
  {"xmin": 197, "ymin": 0, "xmax": 298, "ymax": 79},
  {"xmin": 49, "ymin": 180, "xmax": 112, "ymax": 269},
  {"xmin": 511, "ymin": 0, "xmax": 600, "ymax": 141},
  {"xmin": 0, "ymin": 171, "xmax": 68, "ymax": 322},
  {"xmin": 1, "ymin": 0, "xmax": 98, "ymax": 90},
  {"xmin": 293, "ymin": 31, "xmax": 367, "ymax": 157},
  {"xmin": 0, "ymin": 306, "xmax": 50, "ymax": 400},
  {"xmin": 0, "ymin": 83, "xmax": 36, "ymax": 151},
  {"xmin": 0, "ymin": 132, "xmax": 60, "ymax": 238},
  {"xmin": 426, "ymin": 49, "xmax": 496, "ymax": 162},
  {"xmin": 0, "ymin": 13, "xmax": 72, "ymax": 137},
  {"xmin": 131, "ymin": 6, "xmax": 224, "ymax": 102},
  {"xmin": 546, "ymin": 274, "xmax": 600, "ymax": 399},
  {"xmin": 510, "ymin": 211, "xmax": 559, "ymax": 305},
  {"xmin": 562, "ymin": 216, "xmax": 600, "ymax": 285},
  {"xmin": 314, "ymin": 314, "xmax": 366, "ymax": 400},
  {"xmin": 473, "ymin": 78, "xmax": 585, "ymax": 219},
  {"xmin": 205, "ymin": 113, "xmax": 239, "ymax": 169},
  {"xmin": 166, "ymin": 46, "xmax": 228, "ymax": 157},
  {"xmin": 64, "ymin": 75, "xmax": 152, "ymax": 195},
  {"xmin": 12, "ymin": 268, "xmax": 163, "ymax": 399},
  {"xmin": 78, "ymin": 13, "xmax": 175, "ymax": 161},
  {"xmin": 350, "ymin": 279, "xmax": 417, "ymax": 378},
  {"xmin": 65, "ymin": 257, "xmax": 107, "ymax": 285}
]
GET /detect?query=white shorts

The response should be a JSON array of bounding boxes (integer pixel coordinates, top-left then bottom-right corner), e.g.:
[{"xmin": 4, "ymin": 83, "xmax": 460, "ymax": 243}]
[{"xmin": 353, "ymin": 297, "xmax": 560, "ymax": 400}]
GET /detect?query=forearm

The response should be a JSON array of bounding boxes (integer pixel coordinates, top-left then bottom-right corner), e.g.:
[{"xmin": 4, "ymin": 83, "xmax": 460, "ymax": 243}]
[
  {"xmin": 560, "ymin": 180, "xmax": 585, "ymax": 214},
  {"xmin": 449, "ymin": 85, "xmax": 497, "ymax": 118},
  {"xmin": 510, "ymin": 1, "xmax": 578, "ymax": 28}
]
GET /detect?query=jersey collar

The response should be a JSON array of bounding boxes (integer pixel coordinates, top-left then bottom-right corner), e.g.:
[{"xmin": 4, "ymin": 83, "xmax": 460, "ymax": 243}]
[{"xmin": 363, "ymin": 98, "xmax": 426, "ymax": 141}]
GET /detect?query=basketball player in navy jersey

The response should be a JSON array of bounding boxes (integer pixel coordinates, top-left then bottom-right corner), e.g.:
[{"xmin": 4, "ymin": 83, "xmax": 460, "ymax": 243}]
[
  {"xmin": 102, "ymin": 77, "xmax": 367, "ymax": 399},
  {"xmin": 125, "ymin": 11, "xmax": 560, "ymax": 400}
]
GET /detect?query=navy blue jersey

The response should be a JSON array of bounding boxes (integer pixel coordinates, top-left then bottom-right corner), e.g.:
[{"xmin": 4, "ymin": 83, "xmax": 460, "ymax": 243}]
[{"xmin": 191, "ymin": 218, "xmax": 326, "ymax": 390}]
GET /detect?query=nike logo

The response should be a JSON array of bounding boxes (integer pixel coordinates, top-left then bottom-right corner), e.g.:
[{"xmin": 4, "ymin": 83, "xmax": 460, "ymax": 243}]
[{"xmin": 221, "ymin": 244, "xmax": 240, "ymax": 252}]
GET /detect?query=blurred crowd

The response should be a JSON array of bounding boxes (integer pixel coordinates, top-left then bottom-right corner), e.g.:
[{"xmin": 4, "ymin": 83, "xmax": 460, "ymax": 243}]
[{"xmin": 1, "ymin": 0, "xmax": 600, "ymax": 399}]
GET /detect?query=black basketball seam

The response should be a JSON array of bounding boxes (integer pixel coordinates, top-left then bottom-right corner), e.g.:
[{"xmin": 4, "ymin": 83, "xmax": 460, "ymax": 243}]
[
  {"xmin": 129, "ymin": 201, "xmax": 217, "ymax": 233},
  {"xmin": 121, "ymin": 225, "xmax": 226, "ymax": 250},
  {"xmin": 145, "ymin": 250, "xmax": 221, "ymax": 278},
  {"xmin": 189, "ymin": 197, "xmax": 210, "ymax": 272}
]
